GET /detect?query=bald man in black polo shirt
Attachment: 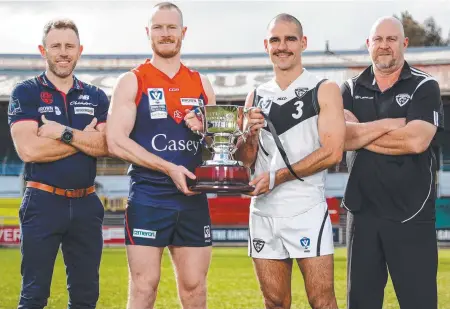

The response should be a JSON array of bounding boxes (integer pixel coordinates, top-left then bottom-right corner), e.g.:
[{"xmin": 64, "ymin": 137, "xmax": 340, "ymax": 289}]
[{"xmin": 341, "ymin": 16, "xmax": 443, "ymax": 309}]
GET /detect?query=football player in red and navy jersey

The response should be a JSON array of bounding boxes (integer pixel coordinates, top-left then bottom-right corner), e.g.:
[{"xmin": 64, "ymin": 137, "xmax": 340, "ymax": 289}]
[{"xmin": 107, "ymin": 2, "xmax": 216, "ymax": 309}]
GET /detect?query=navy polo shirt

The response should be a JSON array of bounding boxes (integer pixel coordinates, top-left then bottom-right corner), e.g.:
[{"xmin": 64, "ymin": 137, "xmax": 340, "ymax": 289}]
[
  {"xmin": 8, "ymin": 73, "xmax": 109, "ymax": 189},
  {"xmin": 341, "ymin": 62, "xmax": 444, "ymax": 222}
]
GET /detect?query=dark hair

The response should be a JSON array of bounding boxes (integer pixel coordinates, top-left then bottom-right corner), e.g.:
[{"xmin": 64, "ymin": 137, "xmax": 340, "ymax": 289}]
[
  {"xmin": 153, "ymin": 2, "xmax": 184, "ymax": 26},
  {"xmin": 268, "ymin": 13, "xmax": 303, "ymax": 37},
  {"xmin": 42, "ymin": 19, "xmax": 80, "ymax": 46}
]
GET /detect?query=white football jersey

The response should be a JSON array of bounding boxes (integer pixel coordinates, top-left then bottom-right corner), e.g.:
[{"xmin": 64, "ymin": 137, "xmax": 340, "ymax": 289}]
[{"xmin": 250, "ymin": 69, "xmax": 327, "ymax": 217}]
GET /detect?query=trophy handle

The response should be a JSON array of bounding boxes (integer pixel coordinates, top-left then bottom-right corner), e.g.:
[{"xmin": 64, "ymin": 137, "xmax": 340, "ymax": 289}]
[
  {"xmin": 240, "ymin": 106, "xmax": 260, "ymax": 141},
  {"xmin": 193, "ymin": 107, "xmax": 215, "ymax": 152},
  {"xmin": 193, "ymin": 106, "xmax": 208, "ymax": 139}
]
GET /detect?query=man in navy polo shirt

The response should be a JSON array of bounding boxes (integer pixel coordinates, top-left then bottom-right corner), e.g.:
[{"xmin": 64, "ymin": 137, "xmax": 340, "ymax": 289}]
[{"xmin": 8, "ymin": 19, "xmax": 109, "ymax": 309}]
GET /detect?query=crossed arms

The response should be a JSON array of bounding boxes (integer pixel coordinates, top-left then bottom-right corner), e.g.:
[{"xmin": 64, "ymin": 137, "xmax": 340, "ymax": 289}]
[
  {"xmin": 342, "ymin": 79, "xmax": 440, "ymax": 155},
  {"xmin": 344, "ymin": 111, "xmax": 437, "ymax": 155},
  {"xmin": 11, "ymin": 117, "xmax": 108, "ymax": 163}
]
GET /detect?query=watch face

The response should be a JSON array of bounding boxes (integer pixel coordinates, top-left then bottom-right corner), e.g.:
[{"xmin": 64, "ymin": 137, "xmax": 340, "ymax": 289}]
[{"xmin": 63, "ymin": 131, "xmax": 72, "ymax": 142}]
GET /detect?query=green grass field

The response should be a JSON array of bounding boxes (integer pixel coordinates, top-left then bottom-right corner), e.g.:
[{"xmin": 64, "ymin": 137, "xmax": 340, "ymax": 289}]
[{"xmin": 0, "ymin": 247, "xmax": 449, "ymax": 309}]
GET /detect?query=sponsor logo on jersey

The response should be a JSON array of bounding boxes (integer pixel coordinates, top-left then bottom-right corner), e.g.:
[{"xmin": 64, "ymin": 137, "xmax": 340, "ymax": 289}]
[
  {"xmin": 180, "ymin": 98, "xmax": 203, "ymax": 106},
  {"xmin": 70, "ymin": 101, "xmax": 98, "ymax": 107},
  {"xmin": 133, "ymin": 229, "xmax": 156, "ymax": 239},
  {"xmin": 74, "ymin": 107, "xmax": 95, "ymax": 115},
  {"xmin": 354, "ymin": 95, "xmax": 374, "ymax": 100},
  {"xmin": 151, "ymin": 134, "xmax": 200, "ymax": 154},
  {"xmin": 38, "ymin": 106, "xmax": 54, "ymax": 113}
]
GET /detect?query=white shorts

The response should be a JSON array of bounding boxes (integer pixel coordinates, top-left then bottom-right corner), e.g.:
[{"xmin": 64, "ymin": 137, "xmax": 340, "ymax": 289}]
[{"xmin": 248, "ymin": 202, "xmax": 334, "ymax": 259}]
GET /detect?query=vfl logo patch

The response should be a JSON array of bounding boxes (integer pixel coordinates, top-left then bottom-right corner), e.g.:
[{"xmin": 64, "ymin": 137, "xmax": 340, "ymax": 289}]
[
  {"xmin": 395, "ymin": 93, "xmax": 410, "ymax": 107},
  {"xmin": 148, "ymin": 88, "xmax": 167, "ymax": 119},
  {"xmin": 133, "ymin": 229, "xmax": 156, "ymax": 239},
  {"xmin": 252, "ymin": 238, "xmax": 265, "ymax": 253},
  {"xmin": 300, "ymin": 237, "xmax": 311, "ymax": 253},
  {"xmin": 295, "ymin": 87, "xmax": 309, "ymax": 99},
  {"xmin": 149, "ymin": 89, "xmax": 163, "ymax": 101}
]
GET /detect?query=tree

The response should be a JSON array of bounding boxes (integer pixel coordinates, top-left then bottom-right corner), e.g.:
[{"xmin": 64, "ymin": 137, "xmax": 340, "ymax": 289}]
[
  {"xmin": 395, "ymin": 11, "xmax": 449, "ymax": 47},
  {"xmin": 423, "ymin": 17, "xmax": 447, "ymax": 46},
  {"xmin": 395, "ymin": 11, "xmax": 425, "ymax": 46}
]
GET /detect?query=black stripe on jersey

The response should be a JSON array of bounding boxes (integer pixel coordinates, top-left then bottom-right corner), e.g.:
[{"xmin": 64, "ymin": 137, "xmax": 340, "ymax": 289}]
[
  {"xmin": 258, "ymin": 91, "xmax": 318, "ymax": 135},
  {"xmin": 256, "ymin": 79, "xmax": 326, "ymax": 135}
]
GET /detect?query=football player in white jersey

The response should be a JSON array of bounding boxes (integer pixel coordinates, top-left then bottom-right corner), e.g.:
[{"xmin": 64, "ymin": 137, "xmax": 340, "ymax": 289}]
[{"xmin": 236, "ymin": 13, "xmax": 345, "ymax": 309}]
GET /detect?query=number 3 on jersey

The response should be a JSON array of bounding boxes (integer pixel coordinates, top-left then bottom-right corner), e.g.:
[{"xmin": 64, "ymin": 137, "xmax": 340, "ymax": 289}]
[{"xmin": 292, "ymin": 101, "xmax": 304, "ymax": 119}]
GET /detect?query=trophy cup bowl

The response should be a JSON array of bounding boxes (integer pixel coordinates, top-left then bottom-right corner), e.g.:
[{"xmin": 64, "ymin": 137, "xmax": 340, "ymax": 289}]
[{"xmin": 189, "ymin": 105, "xmax": 254, "ymax": 193}]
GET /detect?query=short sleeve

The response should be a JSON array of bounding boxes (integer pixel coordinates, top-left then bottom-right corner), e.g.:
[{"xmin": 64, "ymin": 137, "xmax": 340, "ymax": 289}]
[
  {"xmin": 341, "ymin": 79, "xmax": 354, "ymax": 112},
  {"xmin": 8, "ymin": 83, "xmax": 39, "ymax": 126},
  {"xmin": 406, "ymin": 78, "xmax": 444, "ymax": 130},
  {"xmin": 95, "ymin": 88, "xmax": 110, "ymax": 124}
]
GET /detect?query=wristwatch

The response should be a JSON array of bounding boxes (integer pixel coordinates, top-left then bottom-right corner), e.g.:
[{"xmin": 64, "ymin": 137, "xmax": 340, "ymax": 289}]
[{"xmin": 61, "ymin": 127, "xmax": 73, "ymax": 144}]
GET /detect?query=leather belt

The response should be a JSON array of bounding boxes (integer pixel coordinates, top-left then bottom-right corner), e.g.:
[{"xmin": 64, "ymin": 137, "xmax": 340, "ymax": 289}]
[{"xmin": 26, "ymin": 181, "xmax": 95, "ymax": 198}]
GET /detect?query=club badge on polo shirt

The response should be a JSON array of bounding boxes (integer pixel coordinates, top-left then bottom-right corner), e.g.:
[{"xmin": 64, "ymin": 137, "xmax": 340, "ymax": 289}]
[{"xmin": 148, "ymin": 88, "xmax": 168, "ymax": 119}]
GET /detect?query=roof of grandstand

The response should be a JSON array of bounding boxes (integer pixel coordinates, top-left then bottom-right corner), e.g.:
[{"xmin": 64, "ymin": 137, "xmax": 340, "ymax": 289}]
[{"xmin": 1, "ymin": 46, "xmax": 450, "ymax": 100}]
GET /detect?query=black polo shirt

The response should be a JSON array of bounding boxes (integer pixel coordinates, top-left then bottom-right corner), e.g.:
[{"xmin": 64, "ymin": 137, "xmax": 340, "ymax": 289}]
[{"xmin": 341, "ymin": 61, "xmax": 444, "ymax": 222}]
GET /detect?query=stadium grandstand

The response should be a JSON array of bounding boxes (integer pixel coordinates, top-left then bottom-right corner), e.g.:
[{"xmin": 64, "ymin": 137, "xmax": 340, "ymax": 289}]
[{"xmin": 1, "ymin": 46, "xmax": 450, "ymax": 246}]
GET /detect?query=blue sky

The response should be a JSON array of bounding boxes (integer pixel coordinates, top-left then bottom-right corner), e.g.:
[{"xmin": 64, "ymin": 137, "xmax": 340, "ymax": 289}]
[{"xmin": 0, "ymin": 0, "xmax": 449, "ymax": 55}]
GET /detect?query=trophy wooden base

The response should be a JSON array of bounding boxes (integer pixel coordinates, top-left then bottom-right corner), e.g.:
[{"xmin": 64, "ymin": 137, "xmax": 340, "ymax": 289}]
[{"xmin": 189, "ymin": 164, "xmax": 254, "ymax": 193}]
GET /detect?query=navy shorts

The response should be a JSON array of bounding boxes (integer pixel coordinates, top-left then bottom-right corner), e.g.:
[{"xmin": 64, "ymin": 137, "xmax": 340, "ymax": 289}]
[{"xmin": 125, "ymin": 202, "xmax": 212, "ymax": 247}]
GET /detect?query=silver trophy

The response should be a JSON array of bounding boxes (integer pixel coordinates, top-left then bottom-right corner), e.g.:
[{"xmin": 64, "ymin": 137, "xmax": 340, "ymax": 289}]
[{"xmin": 189, "ymin": 105, "xmax": 254, "ymax": 193}]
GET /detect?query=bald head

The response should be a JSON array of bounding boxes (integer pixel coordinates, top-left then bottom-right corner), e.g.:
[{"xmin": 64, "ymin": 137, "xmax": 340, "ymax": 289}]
[
  {"xmin": 369, "ymin": 16, "xmax": 404, "ymax": 40},
  {"xmin": 367, "ymin": 16, "xmax": 408, "ymax": 73},
  {"xmin": 268, "ymin": 13, "xmax": 303, "ymax": 37}
]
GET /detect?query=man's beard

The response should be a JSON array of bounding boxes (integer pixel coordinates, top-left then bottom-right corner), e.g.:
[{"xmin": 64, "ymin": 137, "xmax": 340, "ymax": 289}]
[
  {"xmin": 152, "ymin": 39, "xmax": 181, "ymax": 59},
  {"xmin": 48, "ymin": 59, "xmax": 77, "ymax": 78}
]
